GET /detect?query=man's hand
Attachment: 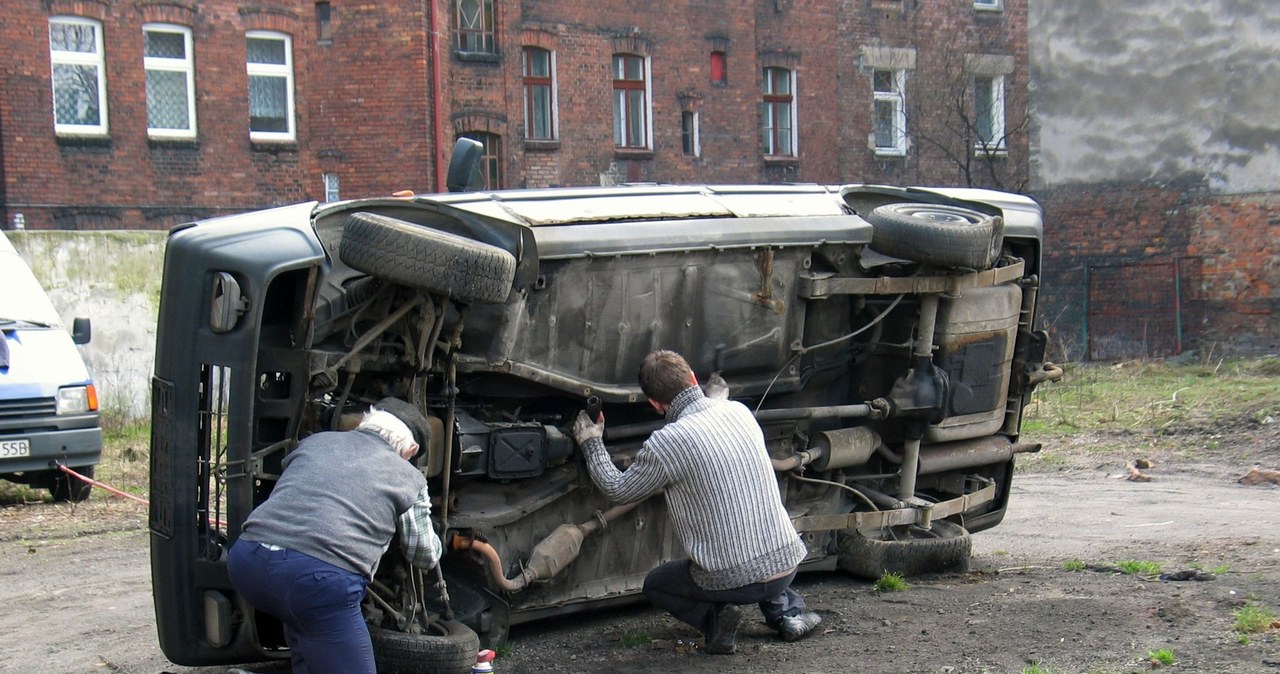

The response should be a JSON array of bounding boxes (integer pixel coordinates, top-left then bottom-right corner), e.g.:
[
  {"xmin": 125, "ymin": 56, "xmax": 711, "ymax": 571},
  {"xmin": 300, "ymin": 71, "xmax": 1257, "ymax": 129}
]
[
  {"xmin": 704, "ymin": 372, "xmax": 730, "ymax": 400},
  {"xmin": 572, "ymin": 409, "xmax": 605, "ymax": 445}
]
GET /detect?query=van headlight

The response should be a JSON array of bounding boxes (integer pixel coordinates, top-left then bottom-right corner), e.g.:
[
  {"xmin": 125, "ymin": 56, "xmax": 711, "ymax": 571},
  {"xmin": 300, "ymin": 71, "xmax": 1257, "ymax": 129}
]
[{"xmin": 57, "ymin": 385, "xmax": 98, "ymax": 414}]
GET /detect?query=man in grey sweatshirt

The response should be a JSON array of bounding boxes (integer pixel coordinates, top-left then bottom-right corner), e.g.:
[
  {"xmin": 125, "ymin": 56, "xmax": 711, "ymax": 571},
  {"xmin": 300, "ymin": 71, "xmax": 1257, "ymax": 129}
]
[
  {"xmin": 227, "ymin": 404, "xmax": 442, "ymax": 674},
  {"xmin": 573, "ymin": 349, "xmax": 821, "ymax": 655}
]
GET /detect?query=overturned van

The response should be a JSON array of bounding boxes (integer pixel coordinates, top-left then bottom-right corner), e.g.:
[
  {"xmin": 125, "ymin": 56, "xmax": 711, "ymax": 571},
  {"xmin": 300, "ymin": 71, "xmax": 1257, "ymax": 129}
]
[
  {"xmin": 0, "ymin": 231, "xmax": 100, "ymax": 502},
  {"xmin": 150, "ymin": 168, "xmax": 1061, "ymax": 672}
]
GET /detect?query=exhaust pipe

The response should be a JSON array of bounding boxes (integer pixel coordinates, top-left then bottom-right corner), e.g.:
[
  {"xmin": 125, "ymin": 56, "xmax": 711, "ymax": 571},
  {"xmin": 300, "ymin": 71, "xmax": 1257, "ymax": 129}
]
[{"xmin": 451, "ymin": 500, "xmax": 645, "ymax": 593}]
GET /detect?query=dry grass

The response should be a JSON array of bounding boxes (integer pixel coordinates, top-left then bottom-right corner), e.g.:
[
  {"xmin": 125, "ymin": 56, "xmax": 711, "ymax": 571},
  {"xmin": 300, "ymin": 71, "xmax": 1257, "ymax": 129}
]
[{"xmin": 1022, "ymin": 357, "xmax": 1280, "ymax": 438}]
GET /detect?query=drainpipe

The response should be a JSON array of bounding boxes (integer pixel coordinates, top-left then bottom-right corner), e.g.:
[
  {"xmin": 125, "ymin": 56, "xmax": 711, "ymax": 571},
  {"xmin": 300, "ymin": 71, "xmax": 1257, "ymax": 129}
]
[{"xmin": 428, "ymin": 0, "xmax": 446, "ymax": 193}]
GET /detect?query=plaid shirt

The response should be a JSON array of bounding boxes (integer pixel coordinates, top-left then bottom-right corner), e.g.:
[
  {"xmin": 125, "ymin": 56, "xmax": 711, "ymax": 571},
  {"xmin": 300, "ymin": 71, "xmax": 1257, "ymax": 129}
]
[{"xmin": 397, "ymin": 485, "xmax": 442, "ymax": 569}]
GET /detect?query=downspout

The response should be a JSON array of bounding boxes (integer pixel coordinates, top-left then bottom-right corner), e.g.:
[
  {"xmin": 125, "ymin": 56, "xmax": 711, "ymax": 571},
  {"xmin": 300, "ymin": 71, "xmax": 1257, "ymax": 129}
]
[{"xmin": 428, "ymin": 0, "xmax": 446, "ymax": 192}]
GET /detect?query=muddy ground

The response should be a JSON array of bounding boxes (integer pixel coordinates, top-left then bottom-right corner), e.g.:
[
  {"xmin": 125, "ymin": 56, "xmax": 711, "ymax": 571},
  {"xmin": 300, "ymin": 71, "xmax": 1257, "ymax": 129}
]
[{"xmin": 1, "ymin": 424, "xmax": 1277, "ymax": 674}]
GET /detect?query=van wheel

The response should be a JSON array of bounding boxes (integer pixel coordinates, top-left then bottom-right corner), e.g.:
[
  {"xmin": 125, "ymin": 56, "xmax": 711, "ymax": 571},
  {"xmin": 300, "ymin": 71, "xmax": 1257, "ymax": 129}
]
[
  {"xmin": 340, "ymin": 212, "xmax": 517, "ymax": 305},
  {"xmin": 46, "ymin": 466, "xmax": 94, "ymax": 503},
  {"xmin": 370, "ymin": 620, "xmax": 480, "ymax": 674},
  {"xmin": 865, "ymin": 203, "xmax": 1004, "ymax": 269},
  {"xmin": 836, "ymin": 519, "xmax": 971, "ymax": 579}
]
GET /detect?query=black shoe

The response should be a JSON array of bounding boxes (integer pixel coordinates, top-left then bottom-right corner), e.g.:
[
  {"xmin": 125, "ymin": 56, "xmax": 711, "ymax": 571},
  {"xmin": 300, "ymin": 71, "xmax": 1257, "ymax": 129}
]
[
  {"xmin": 705, "ymin": 604, "xmax": 744, "ymax": 655},
  {"xmin": 777, "ymin": 611, "xmax": 822, "ymax": 642}
]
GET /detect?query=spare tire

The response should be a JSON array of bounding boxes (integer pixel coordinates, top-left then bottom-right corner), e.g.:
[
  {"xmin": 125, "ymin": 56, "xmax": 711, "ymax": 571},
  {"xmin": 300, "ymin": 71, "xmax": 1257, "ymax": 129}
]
[
  {"xmin": 836, "ymin": 519, "xmax": 971, "ymax": 579},
  {"xmin": 370, "ymin": 620, "xmax": 479, "ymax": 674},
  {"xmin": 865, "ymin": 202, "xmax": 1004, "ymax": 270},
  {"xmin": 340, "ymin": 212, "xmax": 516, "ymax": 304}
]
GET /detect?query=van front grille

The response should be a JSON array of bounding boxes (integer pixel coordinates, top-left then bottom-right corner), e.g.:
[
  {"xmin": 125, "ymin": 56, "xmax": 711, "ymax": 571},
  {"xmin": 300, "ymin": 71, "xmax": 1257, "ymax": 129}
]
[{"xmin": 0, "ymin": 397, "xmax": 57, "ymax": 420}]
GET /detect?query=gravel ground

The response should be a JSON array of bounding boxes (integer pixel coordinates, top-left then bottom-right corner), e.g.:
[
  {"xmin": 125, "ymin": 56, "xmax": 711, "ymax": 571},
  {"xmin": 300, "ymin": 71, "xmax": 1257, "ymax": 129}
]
[{"xmin": 1, "ymin": 423, "xmax": 1277, "ymax": 674}]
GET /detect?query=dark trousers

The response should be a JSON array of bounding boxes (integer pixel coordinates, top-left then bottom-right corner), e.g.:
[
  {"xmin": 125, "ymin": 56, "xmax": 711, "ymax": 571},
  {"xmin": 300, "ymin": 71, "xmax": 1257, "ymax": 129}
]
[
  {"xmin": 642, "ymin": 559, "xmax": 808, "ymax": 637},
  {"xmin": 227, "ymin": 538, "xmax": 374, "ymax": 674}
]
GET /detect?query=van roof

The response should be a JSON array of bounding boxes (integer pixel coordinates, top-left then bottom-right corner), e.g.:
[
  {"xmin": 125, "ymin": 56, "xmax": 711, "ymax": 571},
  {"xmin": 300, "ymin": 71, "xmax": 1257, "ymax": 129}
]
[{"xmin": 0, "ymin": 231, "xmax": 64, "ymax": 327}]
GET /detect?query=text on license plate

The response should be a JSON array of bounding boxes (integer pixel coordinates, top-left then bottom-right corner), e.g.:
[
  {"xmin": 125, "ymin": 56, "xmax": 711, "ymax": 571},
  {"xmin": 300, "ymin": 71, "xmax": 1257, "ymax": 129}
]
[{"xmin": 0, "ymin": 439, "xmax": 31, "ymax": 458}]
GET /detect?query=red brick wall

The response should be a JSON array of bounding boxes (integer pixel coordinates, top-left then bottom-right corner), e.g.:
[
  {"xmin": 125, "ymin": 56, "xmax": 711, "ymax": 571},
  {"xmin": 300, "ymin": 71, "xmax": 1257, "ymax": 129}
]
[
  {"xmin": 1034, "ymin": 179, "xmax": 1278, "ymax": 359},
  {"xmin": 3, "ymin": 0, "xmax": 1029, "ymax": 230},
  {"xmin": 1192, "ymin": 194, "xmax": 1280, "ymax": 351}
]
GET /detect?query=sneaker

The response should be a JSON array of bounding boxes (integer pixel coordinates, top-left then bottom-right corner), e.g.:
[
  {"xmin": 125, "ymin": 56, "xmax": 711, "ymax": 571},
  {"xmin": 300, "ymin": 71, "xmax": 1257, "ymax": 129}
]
[
  {"xmin": 705, "ymin": 603, "xmax": 744, "ymax": 655},
  {"xmin": 777, "ymin": 611, "xmax": 822, "ymax": 642}
]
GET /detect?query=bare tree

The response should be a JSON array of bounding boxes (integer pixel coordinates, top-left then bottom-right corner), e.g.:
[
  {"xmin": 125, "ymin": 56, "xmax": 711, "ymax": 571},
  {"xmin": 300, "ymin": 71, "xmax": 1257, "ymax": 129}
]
[{"xmin": 905, "ymin": 34, "xmax": 1030, "ymax": 192}]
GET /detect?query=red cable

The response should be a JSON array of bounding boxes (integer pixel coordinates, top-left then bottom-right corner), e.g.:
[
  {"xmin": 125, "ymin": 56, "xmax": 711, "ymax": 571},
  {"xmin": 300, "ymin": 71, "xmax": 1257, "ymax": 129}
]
[
  {"xmin": 56, "ymin": 464, "xmax": 227, "ymax": 528},
  {"xmin": 57, "ymin": 464, "xmax": 148, "ymax": 505}
]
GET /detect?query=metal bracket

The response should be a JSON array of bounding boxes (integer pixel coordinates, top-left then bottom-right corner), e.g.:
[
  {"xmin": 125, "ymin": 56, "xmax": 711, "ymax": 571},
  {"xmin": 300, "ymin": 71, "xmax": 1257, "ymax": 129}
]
[{"xmin": 789, "ymin": 481, "xmax": 997, "ymax": 532}]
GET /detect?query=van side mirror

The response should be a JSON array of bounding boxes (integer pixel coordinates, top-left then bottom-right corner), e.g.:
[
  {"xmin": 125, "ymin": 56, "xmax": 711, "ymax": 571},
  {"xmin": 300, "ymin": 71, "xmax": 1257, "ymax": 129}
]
[
  {"xmin": 446, "ymin": 138, "xmax": 485, "ymax": 193},
  {"xmin": 71, "ymin": 317, "xmax": 91, "ymax": 345}
]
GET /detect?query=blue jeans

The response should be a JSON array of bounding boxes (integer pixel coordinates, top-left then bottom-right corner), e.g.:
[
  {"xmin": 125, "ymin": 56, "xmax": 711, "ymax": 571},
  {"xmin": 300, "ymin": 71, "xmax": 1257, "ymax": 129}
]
[
  {"xmin": 642, "ymin": 559, "xmax": 808, "ymax": 637},
  {"xmin": 227, "ymin": 538, "xmax": 374, "ymax": 674}
]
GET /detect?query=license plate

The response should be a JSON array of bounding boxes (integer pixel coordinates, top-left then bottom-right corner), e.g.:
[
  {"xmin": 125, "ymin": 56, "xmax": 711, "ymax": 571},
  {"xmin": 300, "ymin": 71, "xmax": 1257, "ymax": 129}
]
[{"xmin": 0, "ymin": 439, "xmax": 31, "ymax": 459}]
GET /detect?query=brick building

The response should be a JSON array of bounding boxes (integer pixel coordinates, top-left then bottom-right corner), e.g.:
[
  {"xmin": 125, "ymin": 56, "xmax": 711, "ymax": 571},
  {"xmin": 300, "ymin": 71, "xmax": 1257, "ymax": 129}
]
[{"xmin": 1, "ymin": 0, "xmax": 1028, "ymax": 232}]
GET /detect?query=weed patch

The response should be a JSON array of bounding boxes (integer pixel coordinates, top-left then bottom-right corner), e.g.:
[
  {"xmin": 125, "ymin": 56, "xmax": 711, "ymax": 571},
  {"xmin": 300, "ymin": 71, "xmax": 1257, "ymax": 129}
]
[
  {"xmin": 1114, "ymin": 560, "xmax": 1162, "ymax": 576},
  {"xmin": 1233, "ymin": 602, "xmax": 1277, "ymax": 634},
  {"xmin": 874, "ymin": 572, "xmax": 910, "ymax": 593},
  {"xmin": 1147, "ymin": 648, "xmax": 1175, "ymax": 666}
]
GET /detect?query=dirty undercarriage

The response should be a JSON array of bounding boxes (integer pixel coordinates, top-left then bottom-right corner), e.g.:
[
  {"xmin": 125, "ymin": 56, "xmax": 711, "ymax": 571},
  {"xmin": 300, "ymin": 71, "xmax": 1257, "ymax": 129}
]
[{"xmin": 150, "ymin": 181, "xmax": 1060, "ymax": 673}]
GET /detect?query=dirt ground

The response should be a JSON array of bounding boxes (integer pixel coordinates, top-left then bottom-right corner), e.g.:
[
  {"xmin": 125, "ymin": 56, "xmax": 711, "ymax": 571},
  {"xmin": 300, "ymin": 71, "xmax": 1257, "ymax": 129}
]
[{"xmin": 1, "ymin": 423, "xmax": 1277, "ymax": 674}]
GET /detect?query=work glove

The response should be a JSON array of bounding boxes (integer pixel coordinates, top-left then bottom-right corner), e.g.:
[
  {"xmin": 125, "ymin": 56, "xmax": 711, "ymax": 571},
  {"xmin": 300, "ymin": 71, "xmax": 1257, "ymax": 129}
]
[
  {"xmin": 572, "ymin": 409, "xmax": 605, "ymax": 446},
  {"xmin": 704, "ymin": 372, "xmax": 730, "ymax": 400}
]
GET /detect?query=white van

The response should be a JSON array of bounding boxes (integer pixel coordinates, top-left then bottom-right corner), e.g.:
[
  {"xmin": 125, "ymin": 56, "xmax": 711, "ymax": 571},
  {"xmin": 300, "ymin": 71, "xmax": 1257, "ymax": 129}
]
[{"xmin": 0, "ymin": 231, "xmax": 101, "ymax": 501}]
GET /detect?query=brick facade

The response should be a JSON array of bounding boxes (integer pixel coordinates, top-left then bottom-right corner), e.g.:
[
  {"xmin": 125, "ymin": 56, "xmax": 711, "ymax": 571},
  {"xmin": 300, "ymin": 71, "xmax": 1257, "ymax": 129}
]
[
  {"xmin": 2, "ymin": 0, "xmax": 1028, "ymax": 231},
  {"xmin": 1035, "ymin": 180, "xmax": 1279, "ymax": 360}
]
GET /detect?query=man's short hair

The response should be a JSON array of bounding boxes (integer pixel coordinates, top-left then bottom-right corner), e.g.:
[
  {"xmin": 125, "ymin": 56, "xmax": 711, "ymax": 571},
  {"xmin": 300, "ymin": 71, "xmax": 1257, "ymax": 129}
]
[
  {"xmin": 358, "ymin": 408, "xmax": 418, "ymax": 456},
  {"xmin": 638, "ymin": 350, "xmax": 694, "ymax": 404}
]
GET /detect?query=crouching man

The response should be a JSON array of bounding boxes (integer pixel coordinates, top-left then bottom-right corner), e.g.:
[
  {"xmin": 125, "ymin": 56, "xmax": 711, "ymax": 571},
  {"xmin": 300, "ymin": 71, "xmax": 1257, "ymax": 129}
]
[
  {"xmin": 573, "ymin": 350, "xmax": 821, "ymax": 655},
  {"xmin": 227, "ymin": 402, "xmax": 442, "ymax": 674}
]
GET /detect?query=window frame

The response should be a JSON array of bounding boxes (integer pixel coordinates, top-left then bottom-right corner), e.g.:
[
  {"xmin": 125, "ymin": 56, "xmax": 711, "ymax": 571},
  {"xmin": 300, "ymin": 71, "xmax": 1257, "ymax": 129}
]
[
  {"xmin": 245, "ymin": 30, "xmax": 296, "ymax": 142},
  {"xmin": 611, "ymin": 53, "xmax": 652, "ymax": 150},
  {"xmin": 710, "ymin": 51, "xmax": 727, "ymax": 85},
  {"xmin": 143, "ymin": 23, "xmax": 197, "ymax": 140},
  {"xmin": 49, "ymin": 16, "xmax": 108, "ymax": 136},
  {"xmin": 974, "ymin": 0, "xmax": 1003, "ymax": 11},
  {"xmin": 681, "ymin": 110, "xmax": 701, "ymax": 157},
  {"xmin": 323, "ymin": 172, "xmax": 340, "ymax": 203},
  {"xmin": 456, "ymin": 0, "xmax": 496, "ymax": 54},
  {"xmin": 460, "ymin": 131, "xmax": 503, "ymax": 190},
  {"xmin": 521, "ymin": 47, "xmax": 557, "ymax": 141},
  {"xmin": 762, "ymin": 66, "xmax": 796, "ymax": 157},
  {"xmin": 974, "ymin": 74, "xmax": 1007, "ymax": 153},
  {"xmin": 872, "ymin": 68, "xmax": 907, "ymax": 157}
]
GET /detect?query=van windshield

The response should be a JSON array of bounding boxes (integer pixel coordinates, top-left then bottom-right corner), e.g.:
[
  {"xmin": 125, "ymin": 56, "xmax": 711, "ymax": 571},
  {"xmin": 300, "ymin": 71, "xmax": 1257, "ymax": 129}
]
[{"xmin": 0, "ymin": 252, "xmax": 64, "ymax": 328}]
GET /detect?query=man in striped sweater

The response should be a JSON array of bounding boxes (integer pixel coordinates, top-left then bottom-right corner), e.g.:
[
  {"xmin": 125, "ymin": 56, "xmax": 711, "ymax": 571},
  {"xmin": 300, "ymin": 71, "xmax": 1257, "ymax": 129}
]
[{"xmin": 573, "ymin": 350, "xmax": 822, "ymax": 655}]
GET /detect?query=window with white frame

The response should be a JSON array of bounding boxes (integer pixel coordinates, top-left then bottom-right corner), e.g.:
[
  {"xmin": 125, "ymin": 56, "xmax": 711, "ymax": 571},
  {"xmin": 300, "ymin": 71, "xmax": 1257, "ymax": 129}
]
[
  {"xmin": 612, "ymin": 54, "xmax": 651, "ymax": 149},
  {"xmin": 246, "ymin": 31, "xmax": 295, "ymax": 141},
  {"xmin": 873, "ymin": 69, "xmax": 907, "ymax": 156},
  {"xmin": 49, "ymin": 17, "xmax": 108, "ymax": 135},
  {"xmin": 974, "ymin": 75, "xmax": 1006, "ymax": 152},
  {"xmin": 144, "ymin": 24, "xmax": 196, "ymax": 139},
  {"xmin": 522, "ymin": 47, "xmax": 556, "ymax": 140},
  {"xmin": 323, "ymin": 173, "xmax": 340, "ymax": 202},
  {"xmin": 762, "ymin": 67, "xmax": 795, "ymax": 157},
  {"xmin": 681, "ymin": 110, "xmax": 700, "ymax": 157},
  {"xmin": 974, "ymin": 0, "xmax": 1003, "ymax": 10}
]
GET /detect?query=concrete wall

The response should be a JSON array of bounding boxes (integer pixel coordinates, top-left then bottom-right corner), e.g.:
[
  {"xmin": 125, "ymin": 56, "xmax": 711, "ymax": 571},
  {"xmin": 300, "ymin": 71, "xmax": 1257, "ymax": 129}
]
[
  {"xmin": 8, "ymin": 231, "xmax": 165, "ymax": 419},
  {"xmin": 1028, "ymin": 0, "xmax": 1279, "ymax": 359},
  {"xmin": 1029, "ymin": 0, "xmax": 1280, "ymax": 194}
]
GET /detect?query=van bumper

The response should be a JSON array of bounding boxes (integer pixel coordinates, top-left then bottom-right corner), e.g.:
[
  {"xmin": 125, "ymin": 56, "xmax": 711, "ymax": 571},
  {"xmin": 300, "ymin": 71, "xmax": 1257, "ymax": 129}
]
[{"xmin": 0, "ymin": 423, "xmax": 102, "ymax": 474}]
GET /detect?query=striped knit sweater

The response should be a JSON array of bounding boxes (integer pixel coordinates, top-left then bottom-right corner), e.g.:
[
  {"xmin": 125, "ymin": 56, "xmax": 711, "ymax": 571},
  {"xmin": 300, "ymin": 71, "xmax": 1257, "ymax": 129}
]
[{"xmin": 582, "ymin": 385, "xmax": 807, "ymax": 590}]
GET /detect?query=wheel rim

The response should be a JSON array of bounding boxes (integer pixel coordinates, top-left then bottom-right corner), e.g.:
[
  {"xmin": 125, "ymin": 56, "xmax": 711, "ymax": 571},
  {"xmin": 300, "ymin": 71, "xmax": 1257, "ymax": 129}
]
[{"xmin": 895, "ymin": 205, "xmax": 981, "ymax": 224}]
